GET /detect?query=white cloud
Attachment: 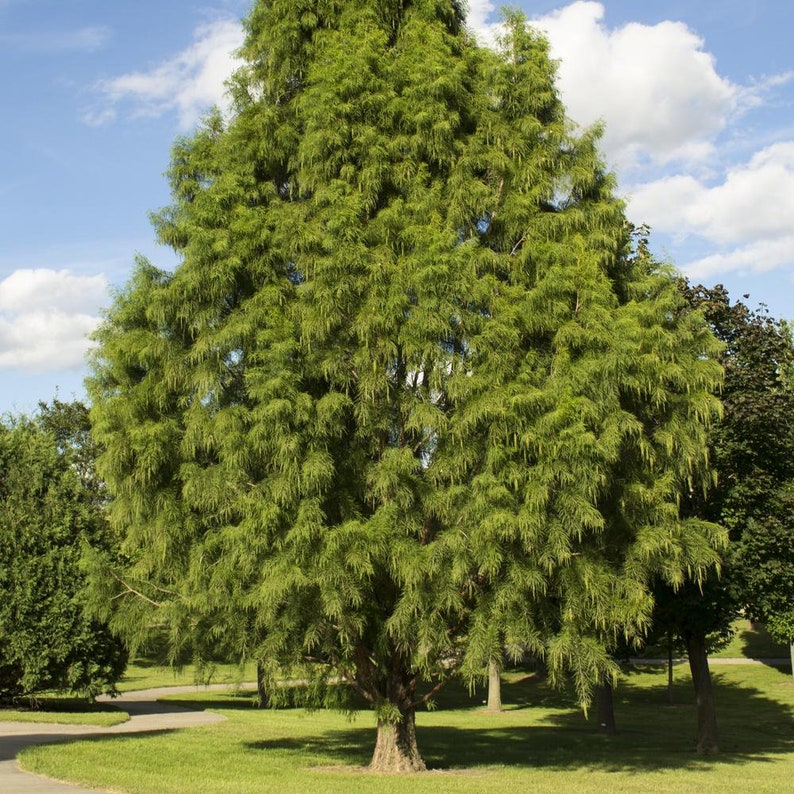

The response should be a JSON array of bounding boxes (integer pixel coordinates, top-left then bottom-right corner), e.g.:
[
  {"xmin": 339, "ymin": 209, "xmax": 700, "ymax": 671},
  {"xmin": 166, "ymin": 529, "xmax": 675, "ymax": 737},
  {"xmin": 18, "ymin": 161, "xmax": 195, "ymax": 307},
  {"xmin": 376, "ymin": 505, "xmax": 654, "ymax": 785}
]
[
  {"xmin": 465, "ymin": 2, "xmax": 741, "ymax": 170},
  {"xmin": 89, "ymin": 19, "xmax": 245, "ymax": 129},
  {"xmin": 628, "ymin": 141, "xmax": 794, "ymax": 277},
  {"xmin": 531, "ymin": 2, "xmax": 738, "ymax": 169},
  {"xmin": 0, "ymin": 269, "xmax": 109, "ymax": 372},
  {"xmin": 466, "ymin": 0, "xmax": 500, "ymax": 44},
  {"xmin": 683, "ymin": 236, "xmax": 794, "ymax": 280}
]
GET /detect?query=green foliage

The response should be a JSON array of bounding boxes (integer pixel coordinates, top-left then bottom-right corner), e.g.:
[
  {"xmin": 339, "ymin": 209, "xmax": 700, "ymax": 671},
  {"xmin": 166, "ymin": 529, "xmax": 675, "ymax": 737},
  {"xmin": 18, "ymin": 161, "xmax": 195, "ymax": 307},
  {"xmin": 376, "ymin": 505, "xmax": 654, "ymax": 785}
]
[
  {"xmin": 0, "ymin": 402, "xmax": 127, "ymax": 702},
  {"xmin": 87, "ymin": 0, "xmax": 723, "ymax": 764},
  {"xmin": 738, "ymin": 486, "xmax": 794, "ymax": 646},
  {"xmin": 674, "ymin": 285, "xmax": 794, "ymax": 645}
]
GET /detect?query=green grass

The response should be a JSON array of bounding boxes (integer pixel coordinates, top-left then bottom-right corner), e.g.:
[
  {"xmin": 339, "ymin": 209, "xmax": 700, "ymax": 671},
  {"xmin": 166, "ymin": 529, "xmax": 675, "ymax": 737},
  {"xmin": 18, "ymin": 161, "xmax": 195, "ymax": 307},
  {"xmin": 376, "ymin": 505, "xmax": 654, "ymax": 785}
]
[
  {"xmin": 19, "ymin": 663, "xmax": 794, "ymax": 793},
  {"xmin": 713, "ymin": 619, "xmax": 790, "ymax": 660},
  {"xmin": 0, "ymin": 698, "xmax": 128, "ymax": 726},
  {"xmin": 118, "ymin": 658, "xmax": 257, "ymax": 691}
]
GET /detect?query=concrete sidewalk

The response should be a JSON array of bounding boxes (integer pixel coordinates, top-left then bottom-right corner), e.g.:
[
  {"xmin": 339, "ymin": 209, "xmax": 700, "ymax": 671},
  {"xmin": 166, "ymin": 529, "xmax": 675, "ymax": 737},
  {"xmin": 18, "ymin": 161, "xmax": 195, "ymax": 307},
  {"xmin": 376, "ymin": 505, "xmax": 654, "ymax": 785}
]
[
  {"xmin": 0, "ymin": 683, "xmax": 252, "ymax": 793},
  {"xmin": 629, "ymin": 657, "xmax": 791, "ymax": 667}
]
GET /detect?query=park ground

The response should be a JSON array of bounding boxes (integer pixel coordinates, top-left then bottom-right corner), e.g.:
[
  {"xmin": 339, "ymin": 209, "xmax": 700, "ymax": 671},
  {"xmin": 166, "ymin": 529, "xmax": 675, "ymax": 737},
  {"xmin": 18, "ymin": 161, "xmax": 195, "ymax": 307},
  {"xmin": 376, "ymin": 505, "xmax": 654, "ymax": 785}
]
[{"xmin": 4, "ymin": 621, "xmax": 793, "ymax": 793}]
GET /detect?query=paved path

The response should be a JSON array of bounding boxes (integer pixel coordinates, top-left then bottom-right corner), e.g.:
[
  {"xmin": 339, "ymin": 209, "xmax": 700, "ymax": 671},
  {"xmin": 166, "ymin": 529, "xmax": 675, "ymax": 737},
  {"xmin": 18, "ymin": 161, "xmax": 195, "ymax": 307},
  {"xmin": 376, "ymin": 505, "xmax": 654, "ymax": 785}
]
[
  {"xmin": 0, "ymin": 683, "xmax": 254, "ymax": 793},
  {"xmin": 630, "ymin": 657, "xmax": 790, "ymax": 667}
]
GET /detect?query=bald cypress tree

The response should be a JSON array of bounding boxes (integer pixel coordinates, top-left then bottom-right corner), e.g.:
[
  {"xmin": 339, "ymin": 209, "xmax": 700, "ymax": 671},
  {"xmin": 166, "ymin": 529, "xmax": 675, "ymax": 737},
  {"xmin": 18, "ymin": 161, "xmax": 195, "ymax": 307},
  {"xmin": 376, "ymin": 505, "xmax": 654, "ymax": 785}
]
[{"xmin": 88, "ymin": 1, "xmax": 723, "ymax": 771}]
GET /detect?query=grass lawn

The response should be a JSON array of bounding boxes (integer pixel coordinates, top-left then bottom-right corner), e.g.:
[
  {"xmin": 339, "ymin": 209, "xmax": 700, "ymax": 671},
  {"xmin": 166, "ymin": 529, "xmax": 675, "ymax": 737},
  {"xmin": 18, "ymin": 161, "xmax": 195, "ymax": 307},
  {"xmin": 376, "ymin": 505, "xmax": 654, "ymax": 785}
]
[
  {"xmin": 118, "ymin": 658, "xmax": 257, "ymax": 692},
  {"xmin": 713, "ymin": 619, "xmax": 790, "ymax": 660},
  {"xmin": 19, "ymin": 662, "xmax": 794, "ymax": 793}
]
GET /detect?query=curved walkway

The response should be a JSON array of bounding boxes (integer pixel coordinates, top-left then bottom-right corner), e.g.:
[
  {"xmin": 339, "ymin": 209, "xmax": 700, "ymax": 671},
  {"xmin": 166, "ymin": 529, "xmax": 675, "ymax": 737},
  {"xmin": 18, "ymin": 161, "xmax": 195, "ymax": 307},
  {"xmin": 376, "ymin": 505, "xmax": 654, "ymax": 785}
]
[{"xmin": 0, "ymin": 683, "xmax": 253, "ymax": 793}]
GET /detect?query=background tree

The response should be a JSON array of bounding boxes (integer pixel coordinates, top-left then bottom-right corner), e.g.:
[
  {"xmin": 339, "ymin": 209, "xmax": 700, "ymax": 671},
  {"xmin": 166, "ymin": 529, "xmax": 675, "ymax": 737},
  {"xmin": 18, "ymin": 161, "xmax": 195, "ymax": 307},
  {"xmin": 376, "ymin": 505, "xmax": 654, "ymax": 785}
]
[
  {"xmin": 738, "ymin": 487, "xmax": 794, "ymax": 675},
  {"xmin": 709, "ymin": 289, "xmax": 794, "ymax": 676},
  {"xmin": 0, "ymin": 402, "xmax": 126, "ymax": 703},
  {"xmin": 87, "ymin": 1, "xmax": 723, "ymax": 772},
  {"xmin": 648, "ymin": 283, "xmax": 794, "ymax": 752}
]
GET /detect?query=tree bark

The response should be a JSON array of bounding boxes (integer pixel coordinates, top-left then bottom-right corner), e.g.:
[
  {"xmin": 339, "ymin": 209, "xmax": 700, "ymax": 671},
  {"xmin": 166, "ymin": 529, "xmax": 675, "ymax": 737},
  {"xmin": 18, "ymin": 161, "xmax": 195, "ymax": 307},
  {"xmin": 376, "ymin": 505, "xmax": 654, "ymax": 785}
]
[
  {"xmin": 667, "ymin": 631, "xmax": 674, "ymax": 706},
  {"xmin": 370, "ymin": 708, "xmax": 426, "ymax": 772},
  {"xmin": 256, "ymin": 661, "xmax": 268, "ymax": 708},
  {"xmin": 789, "ymin": 639, "xmax": 793, "ymax": 681},
  {"xmin": 595, "ymin": 681, "xmax": 617, "ymax": 734},
  {"xmin": 685, "ymin": 631, "xmax": 719, "ymax": 754},
  {"xmin": 487, "ymin": 659, "xmax": 503, "ymax": 712},
  {"xmin": 360, "ymin": 651, "xmax": 427, "ymax": 773}
]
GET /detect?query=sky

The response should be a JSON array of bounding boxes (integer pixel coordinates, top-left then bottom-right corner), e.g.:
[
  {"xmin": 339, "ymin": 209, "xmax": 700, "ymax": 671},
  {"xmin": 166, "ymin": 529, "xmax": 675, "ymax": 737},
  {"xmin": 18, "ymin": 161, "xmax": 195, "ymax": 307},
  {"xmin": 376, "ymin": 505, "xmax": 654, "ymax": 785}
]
[{"xmin": 1, "ymin": 0, "xmax": 793, "ymax": 416}]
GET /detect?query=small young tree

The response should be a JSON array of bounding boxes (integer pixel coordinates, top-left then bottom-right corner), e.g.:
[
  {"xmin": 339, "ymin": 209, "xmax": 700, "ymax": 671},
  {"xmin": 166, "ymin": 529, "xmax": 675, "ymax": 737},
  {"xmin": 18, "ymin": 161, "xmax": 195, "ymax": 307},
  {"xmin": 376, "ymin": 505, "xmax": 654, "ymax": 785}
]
[
  {"xmin": 0, "ymin": 403, "xmax": 126, "ymax": 702},
  {"xmin": 88, "ymin": 2, "xmax": 723, "ymax": 771}
]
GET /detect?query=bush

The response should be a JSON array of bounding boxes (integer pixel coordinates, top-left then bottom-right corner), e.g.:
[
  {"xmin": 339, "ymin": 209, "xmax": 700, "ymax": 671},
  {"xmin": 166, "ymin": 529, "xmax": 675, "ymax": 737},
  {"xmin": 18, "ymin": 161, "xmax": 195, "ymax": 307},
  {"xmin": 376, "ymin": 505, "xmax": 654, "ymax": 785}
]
[{"xmin": 0, "ymin": 403, "xmax": 126, "ymax": 702}]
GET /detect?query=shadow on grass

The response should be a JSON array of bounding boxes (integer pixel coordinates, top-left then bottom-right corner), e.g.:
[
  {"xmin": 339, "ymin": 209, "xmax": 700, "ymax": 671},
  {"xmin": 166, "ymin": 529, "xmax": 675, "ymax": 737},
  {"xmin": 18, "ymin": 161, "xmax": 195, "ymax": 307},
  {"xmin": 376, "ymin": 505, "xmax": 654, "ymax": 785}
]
[
  {"xmin": 736, "ymin": 628, "xmax": 790, "ymax": 665},
  {"xmin": 3, "ymin": 727, "xmax": 182, "ymax": 763},
  {"xmin": 236, "ymin": 668, "xmax": 794, "ymax": 774},
  {"xmin": 0, "ymin": 697, "xmax": 121, "ymax": 715}
]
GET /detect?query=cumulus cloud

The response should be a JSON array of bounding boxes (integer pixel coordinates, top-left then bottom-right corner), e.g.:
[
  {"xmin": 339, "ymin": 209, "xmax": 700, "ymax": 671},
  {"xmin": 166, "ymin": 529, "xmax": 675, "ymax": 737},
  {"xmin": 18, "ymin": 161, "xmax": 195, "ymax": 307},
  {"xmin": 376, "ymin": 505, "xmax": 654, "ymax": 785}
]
[
  {"xmin": 466, "ymin": 2, "xmax": 741, "ymax": 170},
  {"xmin": 683, "ymin": 237, "xmax": 794, "ymax": 280},
  {"xmin": 531, "ymin": 2, "xmax": 738, "ymax": 169},
  {"xmin": 628, "ymin": 142, "xmax": 794, "ymax": 278},
  {"xmin": 0, "ymin": 269, "xmax": 109, "ymax": 372},
  {"xmin": 466, "ymin": 0, "xmax": 500, "ymax": 44},
  {"xmin": 87, "ymin": 19, "xmax": 244, "ymax": 129}
]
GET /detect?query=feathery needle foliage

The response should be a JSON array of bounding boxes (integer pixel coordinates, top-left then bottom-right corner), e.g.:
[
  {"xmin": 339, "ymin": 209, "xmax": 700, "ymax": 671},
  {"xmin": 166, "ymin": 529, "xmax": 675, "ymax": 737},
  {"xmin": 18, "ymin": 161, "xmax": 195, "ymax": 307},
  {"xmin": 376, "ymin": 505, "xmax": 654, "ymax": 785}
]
[{"xmin": 87, "ymin": 0, "xmax": 724, "ymax": 772}]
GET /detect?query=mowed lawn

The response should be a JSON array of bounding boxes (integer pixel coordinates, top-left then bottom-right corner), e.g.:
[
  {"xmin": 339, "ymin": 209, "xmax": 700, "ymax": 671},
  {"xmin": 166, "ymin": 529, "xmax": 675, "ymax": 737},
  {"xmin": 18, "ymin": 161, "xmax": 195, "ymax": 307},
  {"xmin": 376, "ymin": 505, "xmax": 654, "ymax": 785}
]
[{"xmin": 19, "ymin": 661, "xmax": 794, "ymax": 794}]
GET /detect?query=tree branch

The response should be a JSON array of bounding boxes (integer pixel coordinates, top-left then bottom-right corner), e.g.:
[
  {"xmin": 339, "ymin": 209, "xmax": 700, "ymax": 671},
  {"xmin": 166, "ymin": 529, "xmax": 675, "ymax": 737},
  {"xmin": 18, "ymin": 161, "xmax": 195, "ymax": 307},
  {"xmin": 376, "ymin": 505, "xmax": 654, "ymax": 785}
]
[
  {"xmin": 109, "ymin": 570, "xmax": 164, "ymax": 608},
  {"xmin": 409, "ymin": 676, "xmax": 452, "ymax": 709}
]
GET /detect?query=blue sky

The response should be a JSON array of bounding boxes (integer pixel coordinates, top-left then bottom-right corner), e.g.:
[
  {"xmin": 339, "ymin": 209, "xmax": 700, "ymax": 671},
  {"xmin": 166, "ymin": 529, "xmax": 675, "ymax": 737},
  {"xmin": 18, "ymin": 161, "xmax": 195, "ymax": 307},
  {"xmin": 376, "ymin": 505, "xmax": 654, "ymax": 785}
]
[{"xmin": 1, "ymin": 0, "xmax": 793, "ymax": 415}]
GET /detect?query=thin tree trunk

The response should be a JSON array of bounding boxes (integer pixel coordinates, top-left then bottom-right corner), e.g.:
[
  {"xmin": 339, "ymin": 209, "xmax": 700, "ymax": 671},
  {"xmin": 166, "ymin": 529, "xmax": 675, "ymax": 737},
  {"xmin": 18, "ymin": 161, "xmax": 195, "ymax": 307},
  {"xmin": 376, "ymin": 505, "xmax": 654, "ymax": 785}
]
[
  {"xmin": 370, "ymin": 708, "xmax": 426, "ymax": 772},
  {"xmin": 256, "ymin": 661, "xmax": 268, "ymax": 708},
  {"xmin": 487, "ymin": 659, "xmax": 503, "ymax": 712},
  {"xmin": 685, "ymin": 631, "xmax": 719, "ymax": 754},
  {"xmin": 789, "ymin": 639, "xmax": 793, "ymax": 680},
  {"xmin": 595, "ymin": 681, "xmax": 617, "ymax": 734},
  {"xmin": 667, "ymin": 631, "xmax": 674, "ymax": 705}
]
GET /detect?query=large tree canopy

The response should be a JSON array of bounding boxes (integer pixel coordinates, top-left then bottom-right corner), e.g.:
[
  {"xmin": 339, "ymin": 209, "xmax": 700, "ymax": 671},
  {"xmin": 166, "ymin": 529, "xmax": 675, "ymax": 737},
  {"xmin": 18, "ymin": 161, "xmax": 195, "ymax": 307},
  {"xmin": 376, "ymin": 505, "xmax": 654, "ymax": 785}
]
[
  {"xmin": 0, "ymin": 402, "xmax": 126, "ymax": 702},
  {"xmin": 88, "ymin": 1, "xmax": 723, "ymax": 771}
]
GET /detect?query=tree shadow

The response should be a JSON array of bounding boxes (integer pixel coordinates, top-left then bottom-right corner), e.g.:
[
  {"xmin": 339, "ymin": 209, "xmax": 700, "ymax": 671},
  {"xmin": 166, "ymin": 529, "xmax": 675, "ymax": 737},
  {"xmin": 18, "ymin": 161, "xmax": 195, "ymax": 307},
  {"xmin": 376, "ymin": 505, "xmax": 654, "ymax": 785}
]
[
  {"xmin": 238, "ymin": 669, "xmax": 794, "ymax": 773},
  {"xmin": 163, "ymin": 694, "xmax": 259, "ymax": 712},
  {"xmin": 16, "ymin": 669, "xmax": 792, "ymax": 777},
  {"xmin": 1, "ymin": 726, "xmax": 183, "ymax": 763},
  {"xmin": 736, "ymin": 627, "xmax": 790, "ymax": 668}
]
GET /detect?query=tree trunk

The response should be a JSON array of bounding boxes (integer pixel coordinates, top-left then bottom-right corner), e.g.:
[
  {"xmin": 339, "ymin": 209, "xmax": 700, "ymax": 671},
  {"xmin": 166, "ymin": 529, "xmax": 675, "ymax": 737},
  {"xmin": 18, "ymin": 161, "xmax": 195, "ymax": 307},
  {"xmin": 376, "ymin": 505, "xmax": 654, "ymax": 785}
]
[
  {"xmin": 487, "ymin": 659, "xmax": 503, "ymax": 712},
  {"xmin": 685, "ymin": 631, "xmax": 719, "ymax": 754},
  {"xmin": 370, "ymin": 707, "xmax": 426, "ymax": 773},
  {"xmin": 595, "ymin": 681, "xmax": 617, "ymax": 734},
  {"xmin": 256, "ymin": 661, "xmax": 268, "ymax": 708},
  {"xmin": 789, "ymin": 639, "xmax": 793, "ymax": 680},
  {"xmin": 667, "ymin": 630, "xmax": 674, "ymax": 705}
]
